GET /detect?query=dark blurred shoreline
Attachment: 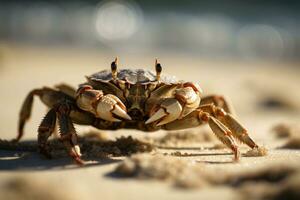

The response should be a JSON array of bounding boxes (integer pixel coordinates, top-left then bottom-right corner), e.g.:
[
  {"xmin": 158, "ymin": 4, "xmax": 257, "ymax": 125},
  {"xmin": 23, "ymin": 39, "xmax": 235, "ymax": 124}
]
[{"xmin": 0, "ymin": 0, "xmax": 299, "ymax": 61}]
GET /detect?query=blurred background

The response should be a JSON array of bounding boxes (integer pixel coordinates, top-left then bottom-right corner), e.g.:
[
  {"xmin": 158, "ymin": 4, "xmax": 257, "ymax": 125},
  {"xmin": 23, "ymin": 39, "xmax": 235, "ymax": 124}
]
[
  {"xmin": 0, "ymin": 0, "xmax": 300, "ymax": 138},
  {"xmin": 0, "ymin": 0, "xmax": 299, "ymax": 60}
]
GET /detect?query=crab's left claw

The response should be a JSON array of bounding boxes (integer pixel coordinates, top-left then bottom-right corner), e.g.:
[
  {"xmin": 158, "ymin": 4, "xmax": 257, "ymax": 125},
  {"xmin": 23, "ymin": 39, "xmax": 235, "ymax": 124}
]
[
  {"xmin": 145, "ymin": 98, "xmax": 182, "ymax": 126},
  {"xmin": 146, "ymin": 84, "xmax": 201, "ymax": 126}
]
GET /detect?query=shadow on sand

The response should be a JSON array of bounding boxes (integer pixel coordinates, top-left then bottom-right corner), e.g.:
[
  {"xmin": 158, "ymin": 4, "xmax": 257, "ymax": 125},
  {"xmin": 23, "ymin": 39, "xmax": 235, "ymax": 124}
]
[
  {"xmin": 0, "ymin": 137, "xmax": 152, "ymax": 171},
  {"xmin": 0, "ymin": 150, "xmax": 122, "ymax": 171}
]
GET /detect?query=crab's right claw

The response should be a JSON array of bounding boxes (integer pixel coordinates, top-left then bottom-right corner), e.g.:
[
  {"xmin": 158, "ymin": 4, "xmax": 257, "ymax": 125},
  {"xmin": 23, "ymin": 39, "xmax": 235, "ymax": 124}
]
[
  {"xmin": 96, "ymin": 94, "xmax": 132, "ymax": 122},
  {"xmin": 145, "ymin": 98, "xmax": 182, "ymax": 126},
  {"xmin": 76, "ymin": 86, "xmax": 131, "ymax": 122}
]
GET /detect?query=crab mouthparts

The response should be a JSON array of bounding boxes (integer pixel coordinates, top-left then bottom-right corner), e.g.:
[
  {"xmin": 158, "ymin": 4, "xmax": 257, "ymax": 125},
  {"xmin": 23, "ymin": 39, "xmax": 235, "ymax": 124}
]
[{"xmin": 127, "ymin": 108, "xmax": 144, "ymax": 121}]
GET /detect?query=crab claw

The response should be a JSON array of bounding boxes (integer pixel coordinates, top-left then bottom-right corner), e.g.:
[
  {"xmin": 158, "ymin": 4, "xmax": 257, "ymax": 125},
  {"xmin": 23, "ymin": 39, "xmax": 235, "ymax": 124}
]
[
  {"xmin": 175, "ymin": 86, "xmax": 201, "ymax": 117},
  {"xmin": 96, "ymin": 94, "xmax": 132, "ymax": 122},
  {"xmin": 146, "ymin": 84, "xmax": 201, "ymax": 126},
  {"xmin": 145, "ymin": 98, "xmax": 182, "ymax": 126}
]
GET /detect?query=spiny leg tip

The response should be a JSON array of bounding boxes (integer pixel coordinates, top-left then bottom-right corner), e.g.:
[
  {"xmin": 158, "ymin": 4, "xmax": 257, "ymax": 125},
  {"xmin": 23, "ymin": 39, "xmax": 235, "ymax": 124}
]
[{"xmin": 74, "ymin": 158, "xmax": 85, "ymax": 166}]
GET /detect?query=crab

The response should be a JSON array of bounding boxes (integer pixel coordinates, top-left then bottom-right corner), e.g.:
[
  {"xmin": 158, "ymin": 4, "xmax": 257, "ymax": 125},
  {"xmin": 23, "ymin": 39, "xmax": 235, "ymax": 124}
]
[{"xmin": 15, "ymin": 58, "xmax": 259, "ymax": 165}]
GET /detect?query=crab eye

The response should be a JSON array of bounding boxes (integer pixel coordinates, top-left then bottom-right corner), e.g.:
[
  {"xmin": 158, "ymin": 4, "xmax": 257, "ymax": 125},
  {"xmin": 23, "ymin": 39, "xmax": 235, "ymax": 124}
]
[
  {"xmin": 155, "ymin": 59, "xmax": 162, "ymax": 81},
  {"xmin": 111, "ymin": 57, "xmax": 118, "ymax": 79}
]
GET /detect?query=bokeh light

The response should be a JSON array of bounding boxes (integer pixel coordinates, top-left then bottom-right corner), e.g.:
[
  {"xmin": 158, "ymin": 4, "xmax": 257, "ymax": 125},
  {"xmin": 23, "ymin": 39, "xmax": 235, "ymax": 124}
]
[
  {"xmin": 94, "ymin": 0, "xmax": 143, "ymax": 42},
  {"xmin": 237, "ymin": 24, "xmax": 284, "ymax": 60}
]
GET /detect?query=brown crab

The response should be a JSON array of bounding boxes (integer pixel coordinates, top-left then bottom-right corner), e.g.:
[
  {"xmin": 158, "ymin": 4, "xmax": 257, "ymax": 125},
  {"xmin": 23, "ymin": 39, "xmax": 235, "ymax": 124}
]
[{"xmin": 16, "ymin": 58, "xmax": 258, "ymax": 165}]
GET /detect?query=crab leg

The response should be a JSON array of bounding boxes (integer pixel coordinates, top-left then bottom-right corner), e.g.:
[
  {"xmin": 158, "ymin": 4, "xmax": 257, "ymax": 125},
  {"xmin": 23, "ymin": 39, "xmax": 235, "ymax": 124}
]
[
  {"xmin": 38, "ymin": 108, "xmax": 57, "ymax": 158},
  {"xmin": 15, "ymin": 87, "xmax": 100, "ymax": 165},
  {"xmin": 76, "ymin": 85, "xmax": 131, "ymax": 122},
  {"xmin": 200, "ymin": 95, "xmax": 235, "ymax": 115},
  {"xmin": 146, "ymin": 82, "xmax": 202, "ymax": 125},
  {"xmin": 161, "ymin": 110, "xmax": 240, "ymax": 161},
  {"xmin": 200, "ymin": 104, "xmax": 258, "ymax": 149},
  {"xmin": 33, "ymin": 101, "xmax": 84, "ymax": 165},
  {"xmin": 55, "ymin": 83, "xmax": 77, "ymax": 98},
  {"xmin": 16, "ymin": 87, "xmax": 79, "ymax": 141},
  {"xmin": 17, "ymin": 89, "xmax": 42, "ymax": 141},
  {"xmin": 57, "ymin": 104, "xmax": 83, "ymax": 165},
  {"xmin": 206, "ymin": 115, "xmax": 240, "ymax": 161},
  {"xmin": 219, "ymin": 114, "xmax": 258, "ymax": 148}
]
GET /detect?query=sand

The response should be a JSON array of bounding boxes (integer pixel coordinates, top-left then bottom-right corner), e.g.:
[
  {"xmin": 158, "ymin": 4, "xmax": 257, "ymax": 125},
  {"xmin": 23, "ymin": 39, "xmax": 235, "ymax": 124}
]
[{"xmin": 0, "ymin": 43, "xmax": 300, "ymax": 200}]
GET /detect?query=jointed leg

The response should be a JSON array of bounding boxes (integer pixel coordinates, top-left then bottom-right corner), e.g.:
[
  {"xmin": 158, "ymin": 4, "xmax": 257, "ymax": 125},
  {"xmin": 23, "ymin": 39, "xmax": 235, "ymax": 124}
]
[
  {"xmin": 38, "ymin": 104, "xmax": 83, "ymax": 164},
  {"xmin": 162, "ymin": 110, "xmax": 240, "ymax": 161},
  {"xmin": 17, "ymin": 87, "xmax": 78, "ymax": 141},
  {"xmin": 56, "ymin": 104, "xmax": 83, "ymax": 165},
  {"xmin": 38, "ymin": 108, "xmax": 57, "ymax": 158},
  {"xmin": 201, "ymin": 95, "xmax": 235, "ymax": 115},
  {"xmin": 205, "ymin": 114, "xmax": 240, "ymax": 161},
  {"xmin": 200, "ymin": 104, "xmax": 258, "ymax": 149},
  {"xmin": 17, "ymin": 89, "xmax": 43, "ymax": 141},
  {"xmin": 219, "ymin": 114, "xmax": 258, "ymax": 148},
  {"xmin": 55, "ymin": 83, "xmax": 76, "ymax": 98},
  {"xmin": 199, "ymin": 95, "xmax": 257, "ymax": 148},
  {"xmin": 17, "ymin": 87, "xmax": 91, "ymax": 164}
]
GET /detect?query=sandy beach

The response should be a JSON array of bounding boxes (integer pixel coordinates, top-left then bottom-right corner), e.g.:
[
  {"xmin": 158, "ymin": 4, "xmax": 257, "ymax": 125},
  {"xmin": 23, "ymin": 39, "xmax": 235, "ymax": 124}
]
[{"xmin": 1, "ymin": 43, "xmax": 300, "ymax": 200}]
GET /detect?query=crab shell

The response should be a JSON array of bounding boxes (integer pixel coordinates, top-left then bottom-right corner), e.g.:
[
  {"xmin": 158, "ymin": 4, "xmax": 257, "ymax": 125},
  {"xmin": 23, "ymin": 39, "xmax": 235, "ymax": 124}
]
[{"xmin": 84, "ymin": 68, "xmax": 202, "ymax": 122}]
